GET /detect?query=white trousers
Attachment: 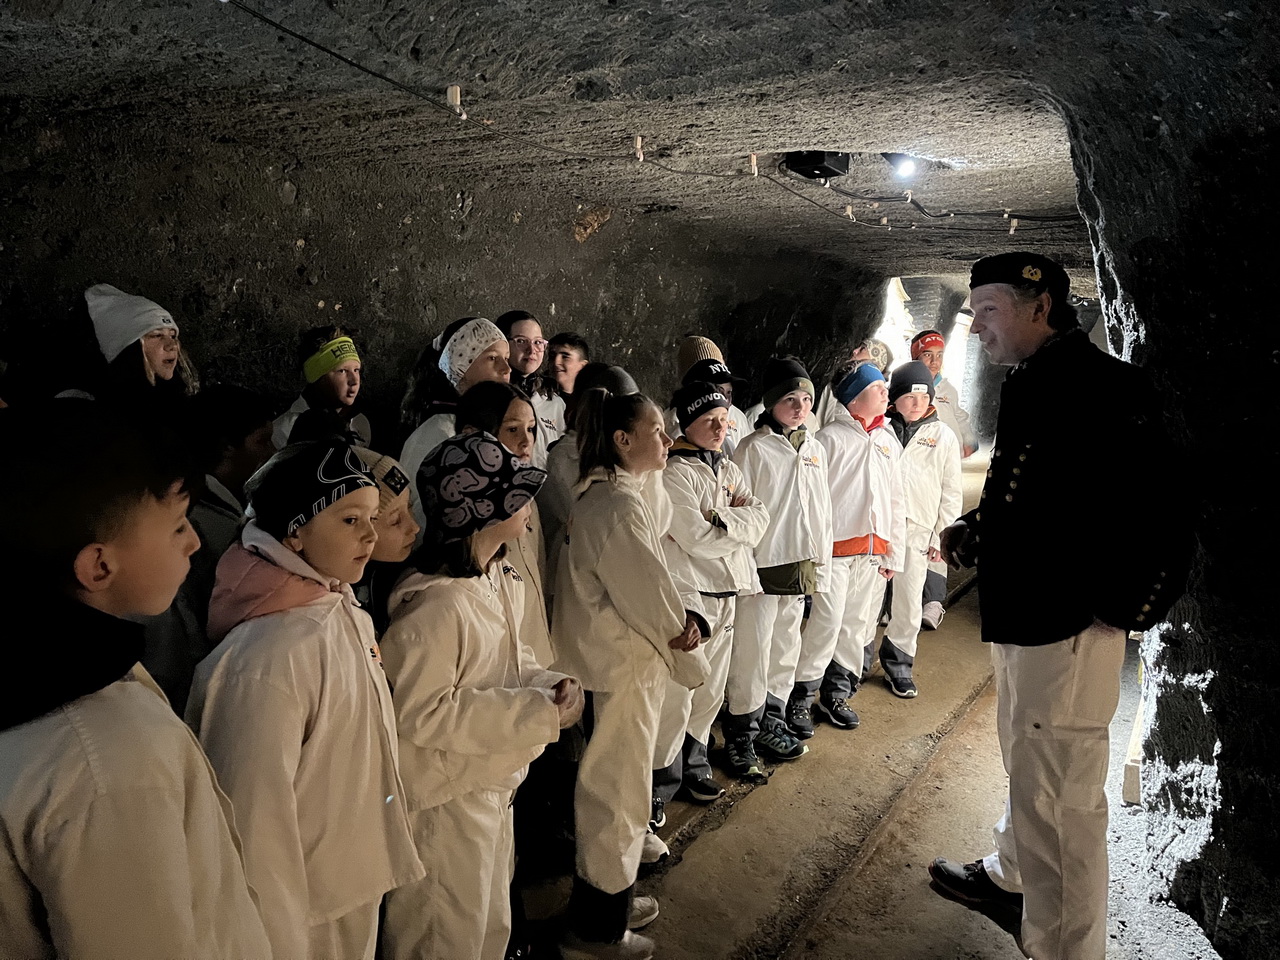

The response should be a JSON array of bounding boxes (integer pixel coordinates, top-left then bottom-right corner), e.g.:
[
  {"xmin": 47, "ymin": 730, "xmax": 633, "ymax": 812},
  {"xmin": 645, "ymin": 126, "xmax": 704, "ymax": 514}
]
[
  {"xmin": 308, "ymin": 901, "xmax": 379, "ymax": 960},
  {"xmin": 725, "ymin": 592, "xmax": 807, "ymax": 714},
  {"xmin": 883, "ymin": 520, "xmax": 933, "ymax": 659},
  {"xmin": 382, "ymin": 788, "xmax": 516, "ymax": 960},
  {"xmin": 981, "ymin": 624, "xmax": 1126, "ymax": 960},
  {"xmin": 654, "ymin": 597, "xmax": 734, "ymax": 767},
  {"xmin": 796, "ymin": 554, "xmax": 886, "ymax": 684},
  {"xmin": 577, "ymin": 677, "xmax": 666, "ymax": 894}
]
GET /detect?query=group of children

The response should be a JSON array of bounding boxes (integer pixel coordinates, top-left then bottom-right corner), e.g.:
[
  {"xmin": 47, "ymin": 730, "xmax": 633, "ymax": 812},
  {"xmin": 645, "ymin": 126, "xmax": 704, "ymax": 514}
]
[{"xmin": 0, "ymin": 283, "xmax": 969, "ymax": 960}]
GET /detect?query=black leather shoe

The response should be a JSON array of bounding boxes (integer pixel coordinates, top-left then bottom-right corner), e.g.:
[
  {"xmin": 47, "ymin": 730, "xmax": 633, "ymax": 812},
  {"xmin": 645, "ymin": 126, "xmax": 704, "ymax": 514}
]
[{"xmin": 927, "ymin": 858, "xmax": 1023, "ymax": 909}]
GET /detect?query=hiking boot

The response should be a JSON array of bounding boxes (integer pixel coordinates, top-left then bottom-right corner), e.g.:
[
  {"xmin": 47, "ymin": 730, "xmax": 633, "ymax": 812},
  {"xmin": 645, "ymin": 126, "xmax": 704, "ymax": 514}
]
[
  {"xmin": 755, "ymin": 716, "xmax": 809, "ymax": 761},
  {"xmin": 640, "ymin": 831, "xmax": 669, "ymax": 864},
  {"xmin": 885, "ymin": 674, "xmax": 919, "ymax": 699},
  {"xmin": 682, "ymin": 776, "xmax": 726, "ymax": 803},
  {"xmin": 648, "ymin": 796, "xmax": 666, "ymax": 832},
  {"xmin": 560, "ymin": 931, "xmax": 656, "ymax": 960},
  {"xmin": 627, "ymin": 895, "xmax": 659, "ymax": 930},
  {"xmin": 785, "ymin": 695, "xmax": 816, "ymax": 740},
  {"xmin": 921, "ymin": 601, "xmax": 945, "ymax": 630},
  {"xmin": 725, "ymin": 733, "xmax": 765, "ymax": 779},
  {"xmin": 815, "ymin": 695, "xmax": 860, "ymax": 729},
  {"xmin": 927, "ymin": 858, "xmax": 1024, "ymax": 910}
]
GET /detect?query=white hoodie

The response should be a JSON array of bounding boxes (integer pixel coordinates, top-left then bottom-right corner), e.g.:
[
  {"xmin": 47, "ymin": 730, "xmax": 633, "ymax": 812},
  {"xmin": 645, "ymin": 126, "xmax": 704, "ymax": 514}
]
[
  {"xmin": 661, "ymin": 444, "xmax": 769, "ymax": 617},
  {"xmin": 889, "ymin": 414, "xmax": 964, "ymax": 550},
  {"xmin": 551, "ymin": 468, "xmax": 710, "ymax": 692},
  {"xmin": 732, "ymin": 423, "xmax": 834, "ymax": 573},
  {"xmin": 817, "ymin": 405, "xmax": 908, "ymax": 573},
  {"xmin": 380, "ymin": 563, "xmax": 568, "ymax": 811},
  {"xmin": 187, "ymin": 523, "xmax": 423, "ymax": 960}
]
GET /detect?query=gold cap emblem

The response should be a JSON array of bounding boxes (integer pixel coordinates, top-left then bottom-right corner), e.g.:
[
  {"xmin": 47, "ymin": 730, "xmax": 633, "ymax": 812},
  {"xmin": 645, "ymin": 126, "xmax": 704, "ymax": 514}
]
[{"xmin": 1022, "ymin": 265, "xmax": 1043, "ymax": 282}]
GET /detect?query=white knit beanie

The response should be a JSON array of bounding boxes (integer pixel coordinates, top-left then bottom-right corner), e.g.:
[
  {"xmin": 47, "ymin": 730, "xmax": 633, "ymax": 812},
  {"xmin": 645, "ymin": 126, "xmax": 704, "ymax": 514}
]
[{"xmin": 84, "ymin": 283, "xmax": 178, "ymax": 363}]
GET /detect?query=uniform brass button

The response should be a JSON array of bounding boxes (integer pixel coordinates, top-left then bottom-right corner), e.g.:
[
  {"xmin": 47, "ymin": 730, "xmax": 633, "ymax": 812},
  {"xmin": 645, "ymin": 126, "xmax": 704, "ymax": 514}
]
[
  {"xmin": 986, "ymin": 469, "xmax": 993, "ymax": 478},
  {"xmin": 1009, "ymin": 481, "xmax": 1018, "ymax": 490},
  {"xmin": 994, "ymin": 449, "xmax": 1002, "ymax": 457},
  {"xmin": 975, "ymin": 512, "xmax": 981, "ymax": 521},
  {"xmin": 1018, "ymin": 454, "xmax": 1027, "ymax": 462},
  {"xmin": 1005, "ymin": 494, "xmax": 1014, "ymax": 502},
  {"xmin": 1012, "ymin": 467, "xmax": 1021, "ymax": 475},
  {"xmin": 1142, "ymin": 604, "xmax": 1152, "ymax": 612},
  {"xmin": 1154, "ymin": 583, "xmax": 1162, "ymax": 590},
  {"xmin": 1136, "ymin": 615, "xmax": 1146, "ymax": 623}
]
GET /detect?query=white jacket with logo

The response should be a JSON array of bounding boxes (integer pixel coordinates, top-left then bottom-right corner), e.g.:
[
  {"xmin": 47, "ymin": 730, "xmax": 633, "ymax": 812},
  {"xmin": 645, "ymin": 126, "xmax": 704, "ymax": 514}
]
[
  {"xmin": 661, "ymin": 444, "xmax": 769, "ymax": 617},
  {"xmin": 187, "ymin": 524, "xmax": 423, "ymax": 960},
  {"xmin": 530, "ymin": 390, "xmax": 567, "ymax": 469},
  {"xmin": 889, "ymin": 414, "xmax": 964, "ymax": 550},
  {"xmin": 551, "ymin": 467, "xmax": 710, "ymax": 693},
  {"xmin": 732, "ymin": 424, "xmax": 834, "ymax": 573},
  {"xmin": 0, "ymin": 665, "xmax": 270, "ymax": 960},
  {"xmin": 818, "ymin": 405, "xmax": 908, "ymax": 572},
  {"xmin": 933, "ymin": 376, "xmax": 976, "ymax": 452},
  {"xmin": 380, "ymin": 563, "xmax": 568, "ymax": 811}
]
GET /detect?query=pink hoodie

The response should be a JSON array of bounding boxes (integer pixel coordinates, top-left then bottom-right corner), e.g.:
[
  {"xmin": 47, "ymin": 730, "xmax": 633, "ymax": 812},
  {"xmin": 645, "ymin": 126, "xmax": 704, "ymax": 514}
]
[{"xmin": 207, "ymin": 540, "xmax": 330, "ymax": 644}]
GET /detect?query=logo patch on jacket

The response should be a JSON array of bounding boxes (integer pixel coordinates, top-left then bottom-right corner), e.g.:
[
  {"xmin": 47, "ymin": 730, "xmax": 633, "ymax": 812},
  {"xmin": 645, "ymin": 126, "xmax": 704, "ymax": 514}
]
[
  {"xmin": 915, "ymin": 436, "xmax": 938, "ymax": 448},
  {"xmin": 801, "ymin": 454, "xmax": 821, "ymax": 468},
  {"xmin": 502, "ymin": 563, "xmax": 524, "ymax": 583},
  {"xmin": 874, "ymin": 443, "xmax": 893, "ymax": 460}
]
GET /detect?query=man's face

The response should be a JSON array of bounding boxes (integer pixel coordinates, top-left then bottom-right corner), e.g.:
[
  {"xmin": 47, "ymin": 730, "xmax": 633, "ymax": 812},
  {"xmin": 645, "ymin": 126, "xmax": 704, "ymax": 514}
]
[
  {"xmin": 507, "ymin": 319, "xmax": 547, "ymax": 377},
  {"xmin": 969, "ymin": 285, "xmax": 1053, "ymax": 365}
]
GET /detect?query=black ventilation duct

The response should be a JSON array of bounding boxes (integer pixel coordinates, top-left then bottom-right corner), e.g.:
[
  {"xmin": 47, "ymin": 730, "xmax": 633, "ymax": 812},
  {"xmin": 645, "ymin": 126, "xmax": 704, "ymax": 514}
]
[{"xmin": 783, "ymin": 151, "xmax": 850, "ymax": 179}]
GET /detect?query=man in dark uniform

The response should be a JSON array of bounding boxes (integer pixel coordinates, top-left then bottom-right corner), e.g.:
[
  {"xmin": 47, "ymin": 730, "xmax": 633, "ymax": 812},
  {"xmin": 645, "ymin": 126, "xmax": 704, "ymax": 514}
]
[{"xmin": 927, "ymin": 253, "xmax": 1188, "ymax": 960}]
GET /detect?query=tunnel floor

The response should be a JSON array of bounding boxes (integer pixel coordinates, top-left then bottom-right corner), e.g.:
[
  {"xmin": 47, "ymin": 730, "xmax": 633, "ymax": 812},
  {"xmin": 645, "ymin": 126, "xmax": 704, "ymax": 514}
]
[{"xmin": 515, "ymin": 453, "xmax": 1220, "ymax": 960}]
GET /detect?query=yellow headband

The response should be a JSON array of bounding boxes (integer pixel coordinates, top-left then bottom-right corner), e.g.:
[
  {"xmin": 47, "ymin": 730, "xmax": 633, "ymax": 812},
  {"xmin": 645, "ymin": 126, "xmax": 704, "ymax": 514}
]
[{"xmin": 303, "ymin": 337, "xmax": 360, "ymax": 384}]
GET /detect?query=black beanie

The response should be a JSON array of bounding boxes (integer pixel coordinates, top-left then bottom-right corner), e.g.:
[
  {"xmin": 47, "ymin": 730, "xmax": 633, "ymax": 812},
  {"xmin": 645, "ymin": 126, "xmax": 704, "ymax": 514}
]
[
  {"xmin": 760, "ymin": 357, "xmax": 815, "ymax": 411},
  {"xmin": 889, "ymin": 361, "xmax": 936, "ymax": 404},
  {"xmin": 575, "ymin": 362, "xmax": 639, "ymax": 397},
  {"xmin": 673, "ymin": 381, "xmax": 731, "ymax": 431},
  {"xmin": 246, "ymin": 441, "xmax": 377, "ymax": 540}
]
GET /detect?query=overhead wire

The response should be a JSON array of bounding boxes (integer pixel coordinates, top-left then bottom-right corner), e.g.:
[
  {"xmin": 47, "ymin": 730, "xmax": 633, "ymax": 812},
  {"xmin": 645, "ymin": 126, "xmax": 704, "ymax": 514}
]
[{"xmin": 219, "ymin": 0, "xmax": 1080, "ymax": 236}]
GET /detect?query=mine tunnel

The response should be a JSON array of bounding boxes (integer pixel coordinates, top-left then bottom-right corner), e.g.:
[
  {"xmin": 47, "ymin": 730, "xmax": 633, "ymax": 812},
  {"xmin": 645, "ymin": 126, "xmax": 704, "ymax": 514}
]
[{"xmin": 0, "ymin": 2, "xmax": 1275, "ymax": 959}]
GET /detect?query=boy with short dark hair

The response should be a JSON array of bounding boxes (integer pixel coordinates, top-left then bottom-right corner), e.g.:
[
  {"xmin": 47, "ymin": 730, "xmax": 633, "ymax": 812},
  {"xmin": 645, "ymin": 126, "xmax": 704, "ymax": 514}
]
[{"xmin": 0, "ymin": 401, "xmax": 270, "ymax": 958}]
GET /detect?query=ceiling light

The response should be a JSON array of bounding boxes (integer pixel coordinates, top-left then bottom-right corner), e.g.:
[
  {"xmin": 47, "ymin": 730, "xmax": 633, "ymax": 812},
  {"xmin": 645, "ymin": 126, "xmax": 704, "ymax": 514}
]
[{"xmin": 881, "ymin": 152, "xmax": 919, "ymax": 179}]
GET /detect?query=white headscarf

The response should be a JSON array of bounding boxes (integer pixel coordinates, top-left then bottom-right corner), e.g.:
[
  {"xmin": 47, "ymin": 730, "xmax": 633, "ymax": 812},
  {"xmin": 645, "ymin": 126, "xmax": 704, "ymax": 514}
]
[
  {"xmin": 84, "ymin": 283, "xmax": 178, "ymax": 363},
  {"xmin": 436, "ymin": 317, "xmax": 504, "ymax": 388}
]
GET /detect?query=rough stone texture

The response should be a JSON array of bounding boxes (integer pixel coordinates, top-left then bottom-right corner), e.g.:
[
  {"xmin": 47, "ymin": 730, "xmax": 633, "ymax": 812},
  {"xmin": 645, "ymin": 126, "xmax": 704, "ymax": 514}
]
[{"xmin": 1, "ymin": 1, "xmax": 1278, "ymax": 955}]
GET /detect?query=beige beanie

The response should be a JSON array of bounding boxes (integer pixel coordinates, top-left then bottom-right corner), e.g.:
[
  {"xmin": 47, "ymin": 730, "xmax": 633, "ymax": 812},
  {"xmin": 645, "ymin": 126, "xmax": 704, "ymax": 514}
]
[
  {"xmin": 676, "ymin": 336, "xmax": 724, "ymax": 380},
  {"xmin": 352, "ymin": 448, "xmax": 413, "ymax": 512}
]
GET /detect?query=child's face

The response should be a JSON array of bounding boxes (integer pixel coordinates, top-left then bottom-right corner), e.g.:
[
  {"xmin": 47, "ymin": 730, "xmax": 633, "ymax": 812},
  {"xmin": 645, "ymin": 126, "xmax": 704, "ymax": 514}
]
[
  {"xmin": 551, "ymin": 346, "xmax": 587, "ymax": 394},
  {"xmin": 371, "ymin": 489, "xmax": 419, "ymax": 564},
  {"xmin": 285, "ymin": 486, "xmax": 380, "ymax": 583},
  {"xmin": 458, "ymin": 341, "xmax": 512, "ymax": 393},
  {"xmin": 141, "ymin": 328, "xmax": 181, "ymax": 381},
  {"xmin": 498, "ymin": 399, "xmax": 537, "ymax": 463},
  {"xmin": 617, "ymin": 402, "xmax": 672, "ymax": 474},
  {"xmin": 318, "ymin": 360, "xmax": 362, "ymax": 408},
  {"xmin": 88, "ymin": 484, "xmax": 200, "ymax": 616},
  {"xmin": 847, "ymin": 382, "xmax": 889, "ymax": 422},
  {"xmin": 685, "ymin": 408, "xmax": 729, "ymax": 451},
  {"xmin": 894, "ymin": 392, "xmax": 931, "ymax": 423},
  {"xmin": 917, "ymin": 346, "xmax": 945, "ymax": 378},
  {"xmin": 772, "ymin": 390, "xmax": 813, "ymax": 430},
  {"xmin": 225, "ymin": 422, "xmax": 275, "ymax": 486}
]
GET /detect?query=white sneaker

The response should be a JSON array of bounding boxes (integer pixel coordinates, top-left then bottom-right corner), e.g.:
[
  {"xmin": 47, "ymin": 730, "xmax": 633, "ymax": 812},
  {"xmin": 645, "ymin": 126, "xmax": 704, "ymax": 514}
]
[
  {"xmin": 561, "ymin": 931, "xmax": 656, "ymax": 960},
  {"xmin": 628, "ymin": 894, "xmax": 659, "ymax": 929},
  {"xmin": 640, "ymin": 831, "xmax": 669, "ymax": 864},
  {"xmin": 921, "ymin": 601, "xmax": 945, "ymax": 630}
]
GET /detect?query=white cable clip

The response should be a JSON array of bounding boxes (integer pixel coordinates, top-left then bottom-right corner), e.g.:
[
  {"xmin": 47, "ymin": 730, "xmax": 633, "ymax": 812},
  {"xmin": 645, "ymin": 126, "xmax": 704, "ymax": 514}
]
[
  {"xmin": 750, "ymin": 153, "xmax": 758, "ymax": 177},
  {"xmin": 845, "ymin": 204, "xmax": 854, "ymax": 219},
  {"xmin": 634, "ymin": 136, "xmax": 644, "ymax": 162},
  {"xmin": 446, "ymin": 84, "xmax": 467, "ymax": 120},
  {"xmin": 1009, "ymin": 217, "xmax": 1019, "ymax": 236},
  {"xmin": 904, "ymin": 189, "xmax": 913, "ymax": 203}
]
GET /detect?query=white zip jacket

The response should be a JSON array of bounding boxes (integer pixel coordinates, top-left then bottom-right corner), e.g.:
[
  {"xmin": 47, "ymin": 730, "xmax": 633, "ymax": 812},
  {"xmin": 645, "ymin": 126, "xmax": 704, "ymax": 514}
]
[
  {"xmin": 933, "ymin": 376, "xmax": 976, "ymax": 452},
  {"xmin": 401, "ymin": 412, "xmax": 457, "ymax": 532},
  {"xmin": 0, "ymin": 665, "xmax": 271, "ymax": 960},
  {"xmin": 551, "ymin": 467, "xmax": 710, "ymax": 693},
  {"xmin": 530, "ymin": 390, "xmax": 567, "ymax": 469},
  {"xmin": 187, "ymin": 524, "xmax": 423, "ymax": 960},
  {"xmin": 889, "ymin": 414, "xmax": 964, "ymax": 550},
  {"xmin": 661, "ymin": 444, "xmax": 769, "ymax": 616},
  {"xmin": 818, "ymin": 405, "xmax": 909, "ymax": 573},
  {"xmin": 380, "ymin": 563, "xmax": 568, "ymax": 811},
  {"xmin": 732, "ymin": 424, "xmax": 834, "ymax": 572}
]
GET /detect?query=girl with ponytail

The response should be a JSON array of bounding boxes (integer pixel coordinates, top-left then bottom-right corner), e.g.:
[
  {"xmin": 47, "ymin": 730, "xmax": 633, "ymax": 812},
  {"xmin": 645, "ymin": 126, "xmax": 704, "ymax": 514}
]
[{"xmin": 551, "ymin": 388, "xmax": 708, "ymax": 960}]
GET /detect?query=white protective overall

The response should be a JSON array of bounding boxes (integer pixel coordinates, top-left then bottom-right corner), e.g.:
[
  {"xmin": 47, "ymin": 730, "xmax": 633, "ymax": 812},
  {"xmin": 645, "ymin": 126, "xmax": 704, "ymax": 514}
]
[
  {"xmin": 654, "ymin": 596, "xmax": 734, "ymax": 770},
  {"xmin": 882, "ymin": 519, "xmax": 933, "ymax": 660},
  {"xmin": 725, "ymin": 592, "xmax": 805, "ymax": 713},
  {"xmin": 796, "ymin": 554, "xmax": 887, "ymax": 684},
  {"xmin": 981, "ymin": 622, "xmax": 1127, "ymax": 960}
]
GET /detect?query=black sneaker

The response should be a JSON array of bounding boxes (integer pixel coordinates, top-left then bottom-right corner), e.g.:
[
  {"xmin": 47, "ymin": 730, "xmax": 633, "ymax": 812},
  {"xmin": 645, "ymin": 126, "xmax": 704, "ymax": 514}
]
[
  {"xmin": 725, "ymin": 733, "xmax": 765, "ymax": 779},
  {"xmin": 649, "ymin": 796, "xmax": 666, "ymax": 832},
  {"xmin": 927, "ymin": 858, "xmax": 1024, "ymax": 910},
  {"xmin": 755, "ymin": 717, "xmax": 809, "ymax": 761},
  {"xmin": 785, "ymin": 696, "xmax": 816, "ymax": 740},
  {"xmin": 885, "ymin": 674, "xmax": 918, "ymax": 699},
  {"xmin": 682, "ymin": 776, "xmax": 726, "ymax": 803},
  {"xmin": 815, "ymin": 695, "xmax": 860, "ymax": 729}
]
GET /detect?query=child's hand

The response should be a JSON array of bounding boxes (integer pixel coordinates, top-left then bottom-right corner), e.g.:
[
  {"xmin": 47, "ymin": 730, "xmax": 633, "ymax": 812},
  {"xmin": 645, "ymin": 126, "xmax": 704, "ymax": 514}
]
[
  {"xmin": 878, "ymin": 567, "xmax": 895, "ymax": 581},
  {"xmin": 729, "ymin": 493, "xmax": 750, "ymax": 508},
  {"xmin": 927, "ymin": 546, "xmax": 944, "ymax": 563},
  {"xmin": 668, "ymin": 615, "xmax": 702, "ymax": 651},
  {"xmin": 552, "ymin": 678, "xmax": 584, "ymax": 728}
]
